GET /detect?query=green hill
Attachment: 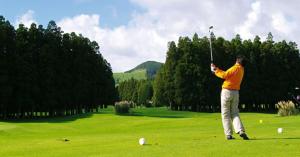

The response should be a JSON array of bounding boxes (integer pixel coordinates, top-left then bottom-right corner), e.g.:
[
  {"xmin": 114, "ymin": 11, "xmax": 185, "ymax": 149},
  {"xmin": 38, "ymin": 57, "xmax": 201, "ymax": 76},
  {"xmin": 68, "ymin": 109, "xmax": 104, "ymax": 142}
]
[
  {"xmin": 126, "ymin": 61, "xmax": 163, "ymax": 78},
  {"xmin": 113, "ymin": 61, "xmax": 163, "ymax": 85},
  {"xmin": 113, "ymin": 69, "xmax": 147, "ymax": 85}
]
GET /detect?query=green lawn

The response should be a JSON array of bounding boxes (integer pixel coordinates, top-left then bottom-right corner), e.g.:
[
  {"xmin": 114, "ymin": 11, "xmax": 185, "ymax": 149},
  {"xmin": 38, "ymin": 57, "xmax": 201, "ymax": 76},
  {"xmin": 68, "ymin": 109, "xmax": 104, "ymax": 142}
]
[{"xmin": 0, "ymin": 107, "xmax": 299, "ymax": 157}]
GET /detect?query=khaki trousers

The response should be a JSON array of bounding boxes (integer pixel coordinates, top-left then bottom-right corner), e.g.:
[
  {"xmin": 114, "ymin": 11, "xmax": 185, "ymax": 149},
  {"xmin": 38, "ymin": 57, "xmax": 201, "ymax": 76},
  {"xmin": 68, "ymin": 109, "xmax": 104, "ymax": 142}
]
[{"xmin": 221, "ymin": 89, "xmax": 245, "ymax": 136}]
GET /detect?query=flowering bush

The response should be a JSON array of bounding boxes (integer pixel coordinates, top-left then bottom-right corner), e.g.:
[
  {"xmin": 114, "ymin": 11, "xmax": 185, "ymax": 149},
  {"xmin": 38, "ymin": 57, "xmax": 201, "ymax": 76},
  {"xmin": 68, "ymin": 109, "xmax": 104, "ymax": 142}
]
[
  {"xmin": 114, "ymin": 101, "xmax": 133, "ymax": 114},
  {"xmin": 275, "ymin": 101, "xmax": 299, "ymax": 116}
]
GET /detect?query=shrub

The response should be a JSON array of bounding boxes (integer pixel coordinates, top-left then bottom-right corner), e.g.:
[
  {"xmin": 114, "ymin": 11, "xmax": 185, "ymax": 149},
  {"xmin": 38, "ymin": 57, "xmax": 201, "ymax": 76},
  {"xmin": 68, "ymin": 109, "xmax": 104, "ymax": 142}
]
[
  {"xmin": 144, "ymin": 101, "xmax": 153, "ymax": 108},
  {"xmin": 275, "ymin": 101, "xmax": 299, "ymax": 116},
  {"xmin": 114, "ymin": 101, "xmax": 132, "ymax": 114}
]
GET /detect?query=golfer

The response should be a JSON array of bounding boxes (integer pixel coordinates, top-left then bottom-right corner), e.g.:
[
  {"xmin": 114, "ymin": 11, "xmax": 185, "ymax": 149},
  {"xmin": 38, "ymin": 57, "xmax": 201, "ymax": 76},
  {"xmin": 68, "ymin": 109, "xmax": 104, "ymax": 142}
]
[{"xmin": 211, "ymin": 55, "xmax": 249, "ymax": 140}]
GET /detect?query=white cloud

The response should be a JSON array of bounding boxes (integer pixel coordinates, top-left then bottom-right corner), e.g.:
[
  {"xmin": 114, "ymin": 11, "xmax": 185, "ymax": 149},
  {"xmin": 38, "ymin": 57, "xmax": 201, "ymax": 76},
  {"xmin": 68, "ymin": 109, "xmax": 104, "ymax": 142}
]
[
  {"xmin": 15, "ymin": 10, "xmax": 37, "ymax": 28},
  {"xmin": 58, "ymin": 14, "xmax": 103, "ymax": 40},
  {"xmin": 58, "ymin": 14, "xmax": 168, "ymax": 72},
  {"xmin": 234, "ymin": 1, "xmax": 261, "ymax": 39},
  {"xmin": 271, "ymin": 12, "xmax": 296, "ymax": 34},
  {"xmin": 58, "ymin": 0, "xmax": 300, "ymax": 72}
]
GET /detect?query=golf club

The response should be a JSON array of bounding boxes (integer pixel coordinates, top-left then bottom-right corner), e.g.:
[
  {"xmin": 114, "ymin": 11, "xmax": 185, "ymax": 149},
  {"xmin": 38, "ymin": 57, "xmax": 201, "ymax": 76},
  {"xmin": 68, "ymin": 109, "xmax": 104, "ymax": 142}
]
[{"xmin": 209, "ymin": 26, "xmax": 214, "ymax": 63}]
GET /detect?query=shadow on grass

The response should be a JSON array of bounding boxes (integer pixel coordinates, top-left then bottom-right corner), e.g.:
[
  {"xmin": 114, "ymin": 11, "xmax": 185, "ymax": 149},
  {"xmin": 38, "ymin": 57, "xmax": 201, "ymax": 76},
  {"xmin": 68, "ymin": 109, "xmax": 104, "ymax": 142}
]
[
  {"xmin": 140, "ymin": 144, "xmax": 152, "ymax": 146},
  {"xmin": 251, "ymin": 137, "xmax": 300, "ymax": 140},
  {"xmin": 116, "ymin": 111, "xmax": 189, "ymax": 118},
  {"xmin": 97, "ymin": 106, "xmax": 209, "ymax": 118},
  {"xmin": 0, "ymin": 107, "xmax": 204, "ymax": 123},
  {"xmin": 0, "ymin": 107, "xmax": 116, "ymax": 123},
  {"xmin": 0, "ymin": 113, "xmax": 93, "ymax": 123},
  {"xmin": 139, "ymin": 143, "xmax": 160, "ymax": 146}
]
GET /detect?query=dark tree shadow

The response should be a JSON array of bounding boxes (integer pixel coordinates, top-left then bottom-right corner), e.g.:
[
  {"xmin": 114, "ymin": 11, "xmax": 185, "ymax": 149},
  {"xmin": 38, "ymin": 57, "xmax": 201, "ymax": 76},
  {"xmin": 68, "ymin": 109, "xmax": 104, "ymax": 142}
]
[
  {"xmin": 0, "ymin": 113, "xmax": 93, "ymax": 123},
  {"xmin": 116, "ymin": 111, "xmax": 188, "ymax": 118}
]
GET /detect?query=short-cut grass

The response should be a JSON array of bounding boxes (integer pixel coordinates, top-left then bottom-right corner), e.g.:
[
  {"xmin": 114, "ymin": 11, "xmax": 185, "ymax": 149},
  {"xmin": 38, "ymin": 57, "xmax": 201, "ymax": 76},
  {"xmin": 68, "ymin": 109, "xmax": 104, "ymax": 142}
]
[{"xmin": 0, "ymin": 107, "xmax": 299, "ymax": 157}]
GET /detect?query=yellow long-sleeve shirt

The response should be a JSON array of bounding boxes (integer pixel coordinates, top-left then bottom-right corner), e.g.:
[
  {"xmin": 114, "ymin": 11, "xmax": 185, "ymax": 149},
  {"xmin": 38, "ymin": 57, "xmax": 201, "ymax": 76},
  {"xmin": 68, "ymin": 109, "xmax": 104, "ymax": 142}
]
[{"xmin": 214, "ymin": 63, "xmax": 244, "ymax": 90}]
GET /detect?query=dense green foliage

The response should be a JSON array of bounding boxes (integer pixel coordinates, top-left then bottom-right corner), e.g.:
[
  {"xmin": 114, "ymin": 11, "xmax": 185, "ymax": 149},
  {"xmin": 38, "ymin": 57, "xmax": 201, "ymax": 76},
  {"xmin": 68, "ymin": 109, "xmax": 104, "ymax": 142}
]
[
  {"xmin": 117, "ymin": 79, "xmax": 153, "ymax": 107},
  {"xmin": 126, "ymin": 61, "xmax": 163, "ymax": 79},
  {"xmin": 0, "ymin": 16, "xmax": 116, "ymax": 118},
  {"xmin": 0, "ymin": 107, "xmax": 299, "ymax": 157},
  {"xmin": 154, "ymin": 33, "xmax": 300, "ymax": 112},
  {"xmin": 114, "ymin": 101, "xmax": 131, "ymax": 114},
  {"xmin": 113, "ymin": 69, "xmax": 147, "ymax": 85}
]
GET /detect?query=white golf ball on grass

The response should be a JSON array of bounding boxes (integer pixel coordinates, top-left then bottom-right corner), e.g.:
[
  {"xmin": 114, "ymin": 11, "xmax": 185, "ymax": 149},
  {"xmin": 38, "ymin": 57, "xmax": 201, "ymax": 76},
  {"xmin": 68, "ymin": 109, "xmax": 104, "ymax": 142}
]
[
  {"xmin": 278, "ymin": 128, "xmax": 283, "ymax": 134},
  {"xmin": 139, "ymin": 138, "xmax": 146, "ymax": 145}
]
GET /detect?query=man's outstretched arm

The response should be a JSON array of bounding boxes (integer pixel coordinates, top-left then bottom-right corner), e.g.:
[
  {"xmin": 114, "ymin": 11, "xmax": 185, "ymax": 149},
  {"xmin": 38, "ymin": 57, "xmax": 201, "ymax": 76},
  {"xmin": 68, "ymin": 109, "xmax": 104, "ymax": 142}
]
[{"xmin": 211, "ymin": 64, "xmax": 237, "ymax": 79}]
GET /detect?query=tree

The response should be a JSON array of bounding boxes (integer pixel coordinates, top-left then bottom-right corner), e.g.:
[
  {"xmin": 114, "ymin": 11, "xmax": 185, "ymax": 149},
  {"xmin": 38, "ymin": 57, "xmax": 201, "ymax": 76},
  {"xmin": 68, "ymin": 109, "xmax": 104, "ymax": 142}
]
[
  {"xmin": 0, "ymin": 16, "xmax": 116, "ymax": 118},
  {"xmin": 153, "ymin": 66, "xmax": 167, "ymax": 106},
  {"xmin": 0, "ymin": 16, "xmax": 16, "ymax": 118},
  {"xmin": 137, "ymin": 80, "xmax": 153, "ymax": 107},
  {"xmin": 154, "ymin": 32, "xmax": 300, "ymax": 113}
]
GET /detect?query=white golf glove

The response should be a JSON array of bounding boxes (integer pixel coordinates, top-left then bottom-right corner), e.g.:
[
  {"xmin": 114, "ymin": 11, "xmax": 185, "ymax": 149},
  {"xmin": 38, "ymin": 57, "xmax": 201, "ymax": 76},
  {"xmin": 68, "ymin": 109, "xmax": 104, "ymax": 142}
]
[{"xmin": 211, "ymin": 65, "xmax": 216, "ymax": 73}]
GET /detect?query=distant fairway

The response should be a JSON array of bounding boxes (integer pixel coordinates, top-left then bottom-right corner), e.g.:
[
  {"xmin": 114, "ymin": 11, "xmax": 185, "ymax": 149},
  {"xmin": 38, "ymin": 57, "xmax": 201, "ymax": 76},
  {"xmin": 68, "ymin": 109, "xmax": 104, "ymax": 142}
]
[{"xmin": 0, "ymin": 107, "xmax": 299, "ymax": 157}]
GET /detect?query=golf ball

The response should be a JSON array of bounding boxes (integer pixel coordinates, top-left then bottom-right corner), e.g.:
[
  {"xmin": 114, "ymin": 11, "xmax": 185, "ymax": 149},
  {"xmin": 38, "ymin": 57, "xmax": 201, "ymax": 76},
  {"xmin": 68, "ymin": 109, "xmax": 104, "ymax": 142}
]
[
  {"xmin": 259, "ymin": 120, "xmax": 263, "ymax": 123},
  {"xmin": 139, "ymin": 138, "xmax": 146, "ymax": 145},
  {"xmin": 278, "ymin": 128, "xmax": 283, "ymax": 134}
]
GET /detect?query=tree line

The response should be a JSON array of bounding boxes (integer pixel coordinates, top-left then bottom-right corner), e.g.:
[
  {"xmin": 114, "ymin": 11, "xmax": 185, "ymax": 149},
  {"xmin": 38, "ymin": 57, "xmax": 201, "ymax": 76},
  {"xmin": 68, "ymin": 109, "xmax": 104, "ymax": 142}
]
[
  {"xmin": 0, "ymin": 16, "xmax": 116, "ymax": 118},
  {"xmin": 153, "ymin": 33, "xmax": 300, "ymax": 113},
  {"xmin": 117, "ymin": 79, "xmax": 153, "ymax": 107}
]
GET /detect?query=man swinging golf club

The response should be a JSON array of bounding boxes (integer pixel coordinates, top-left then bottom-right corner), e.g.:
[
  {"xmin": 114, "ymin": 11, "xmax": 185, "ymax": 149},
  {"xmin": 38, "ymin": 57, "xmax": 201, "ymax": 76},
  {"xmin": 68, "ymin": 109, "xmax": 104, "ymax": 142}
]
[{"xmin": 209, "ymin": 26, "xmax": 249, "ymax": 140}]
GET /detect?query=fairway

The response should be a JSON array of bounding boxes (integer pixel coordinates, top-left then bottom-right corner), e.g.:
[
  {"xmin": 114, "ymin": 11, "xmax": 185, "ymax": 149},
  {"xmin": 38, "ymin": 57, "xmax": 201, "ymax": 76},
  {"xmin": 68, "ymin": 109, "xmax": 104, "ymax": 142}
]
[{"xmin": 0, "ymin": 107, "xmax": 299, "ymax": 157}]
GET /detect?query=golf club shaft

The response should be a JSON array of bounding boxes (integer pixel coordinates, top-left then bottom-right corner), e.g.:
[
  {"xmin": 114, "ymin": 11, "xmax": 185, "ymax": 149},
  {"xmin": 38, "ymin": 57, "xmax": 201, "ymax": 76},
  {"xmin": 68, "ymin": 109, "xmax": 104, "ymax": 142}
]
[
  {"xmin": 209, "ymin": 36, "xmax": 213, "ymax": 63},
  {"xmin": 209, "ymin": 26, "xmax": 213, "ymax": 63}
]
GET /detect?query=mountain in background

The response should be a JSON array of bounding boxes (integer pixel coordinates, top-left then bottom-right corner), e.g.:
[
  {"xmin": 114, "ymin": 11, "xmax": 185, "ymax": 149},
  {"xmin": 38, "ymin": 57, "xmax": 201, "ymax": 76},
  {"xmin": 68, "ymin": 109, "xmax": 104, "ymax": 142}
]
[{"xmin": 113, "ymin": 61, "xmax": 163, "ymax": 85}]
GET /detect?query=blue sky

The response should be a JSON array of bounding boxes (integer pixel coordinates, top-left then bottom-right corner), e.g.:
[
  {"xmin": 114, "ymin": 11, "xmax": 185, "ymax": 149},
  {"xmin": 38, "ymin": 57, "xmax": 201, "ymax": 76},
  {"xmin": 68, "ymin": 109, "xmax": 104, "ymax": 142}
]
[
  {"xmin": 0, "ymin": 0, "xmax": 142, "ymax": 28},
  {"xmin": 0, "ymin": 0, "xmax": 299, "ymax": 72}
]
